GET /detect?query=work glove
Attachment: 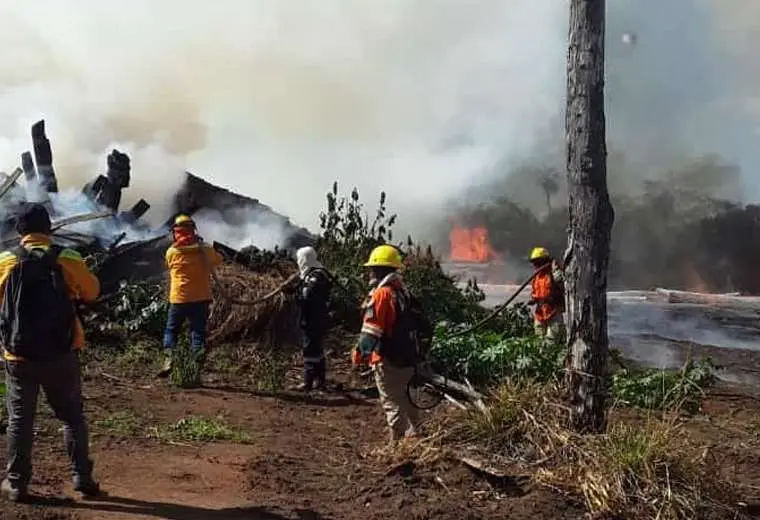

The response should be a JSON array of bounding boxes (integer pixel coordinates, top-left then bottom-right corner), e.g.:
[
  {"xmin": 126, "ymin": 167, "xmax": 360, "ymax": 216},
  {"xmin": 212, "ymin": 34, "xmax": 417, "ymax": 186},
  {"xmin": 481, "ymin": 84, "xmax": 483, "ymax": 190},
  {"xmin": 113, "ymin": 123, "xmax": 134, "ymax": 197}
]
[{"xmin": 351, "ymin": 348, "xmax": 364, "ymax": 369}]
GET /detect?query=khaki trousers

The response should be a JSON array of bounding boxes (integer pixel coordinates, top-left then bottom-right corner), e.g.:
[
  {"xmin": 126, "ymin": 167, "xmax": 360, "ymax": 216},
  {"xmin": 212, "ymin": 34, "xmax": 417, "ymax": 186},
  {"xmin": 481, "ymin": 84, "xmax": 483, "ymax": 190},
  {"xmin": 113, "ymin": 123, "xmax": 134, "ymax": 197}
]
[
  {"xmin": 373, "ymin": 362, "xmax": 420, "ymax": 441},
  {"xmin": 534, "ymin": 313, "xmax": 566, "ymax": 343}
]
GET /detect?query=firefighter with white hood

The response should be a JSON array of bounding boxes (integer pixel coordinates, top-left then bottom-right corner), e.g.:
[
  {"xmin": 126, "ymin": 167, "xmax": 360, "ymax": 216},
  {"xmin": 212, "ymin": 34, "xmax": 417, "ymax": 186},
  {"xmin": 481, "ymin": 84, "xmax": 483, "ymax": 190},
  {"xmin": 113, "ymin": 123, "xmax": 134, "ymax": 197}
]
[{"xmin": 293, "ymin": 246, "xmax": 332, "ymax": 391}]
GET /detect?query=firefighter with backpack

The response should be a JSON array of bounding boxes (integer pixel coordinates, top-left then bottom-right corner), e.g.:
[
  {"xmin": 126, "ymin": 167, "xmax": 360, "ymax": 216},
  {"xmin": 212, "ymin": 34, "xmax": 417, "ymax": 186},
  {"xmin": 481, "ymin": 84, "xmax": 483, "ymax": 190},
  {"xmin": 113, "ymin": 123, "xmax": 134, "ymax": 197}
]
[
  {"xmin": 0, "ymin": 203, "xmax": 101, "ymax": 502},
  {"xmin": 351, "ymin": 244, "xmax": 433, "ymax": 444}
]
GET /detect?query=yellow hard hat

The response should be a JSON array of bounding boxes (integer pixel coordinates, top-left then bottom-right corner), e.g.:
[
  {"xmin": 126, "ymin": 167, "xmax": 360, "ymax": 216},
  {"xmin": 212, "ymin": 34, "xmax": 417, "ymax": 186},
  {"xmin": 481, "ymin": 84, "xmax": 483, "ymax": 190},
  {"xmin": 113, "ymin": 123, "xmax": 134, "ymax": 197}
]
[
  {"xmin": 173, "ymin": 214, "xmax": 195, "ymax": 227},
  {"xmin": 363, "ymin": 244, "xmax": 403, "ymax": 269},
  {"xmin": 529, "ymin": 247, "xmax": 551, "ymax": 261}
]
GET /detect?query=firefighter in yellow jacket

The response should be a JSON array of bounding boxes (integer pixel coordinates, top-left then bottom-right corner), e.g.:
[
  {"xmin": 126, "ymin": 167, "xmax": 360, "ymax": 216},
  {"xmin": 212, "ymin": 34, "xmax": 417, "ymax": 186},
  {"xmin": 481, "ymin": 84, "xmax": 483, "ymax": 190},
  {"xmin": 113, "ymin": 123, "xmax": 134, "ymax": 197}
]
[
  {"xmin": 0, "ymin": 203, "xmax": 101, "ymax": 501},
  {"xmin": 158, "ymin": 214, "xmax": 223, "ymax": 377}
]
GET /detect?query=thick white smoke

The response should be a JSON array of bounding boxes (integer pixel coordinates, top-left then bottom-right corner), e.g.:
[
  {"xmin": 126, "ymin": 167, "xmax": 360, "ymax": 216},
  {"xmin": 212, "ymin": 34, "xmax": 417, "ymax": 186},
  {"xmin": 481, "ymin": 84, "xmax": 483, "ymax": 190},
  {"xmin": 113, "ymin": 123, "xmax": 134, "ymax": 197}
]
[
  {"xmin": 0, "ymin": 0, "xmax": 566, "ymax": 238},
  {"xmin": 0, "ymin": 1, "xmax": 758, "ymax": 243}
]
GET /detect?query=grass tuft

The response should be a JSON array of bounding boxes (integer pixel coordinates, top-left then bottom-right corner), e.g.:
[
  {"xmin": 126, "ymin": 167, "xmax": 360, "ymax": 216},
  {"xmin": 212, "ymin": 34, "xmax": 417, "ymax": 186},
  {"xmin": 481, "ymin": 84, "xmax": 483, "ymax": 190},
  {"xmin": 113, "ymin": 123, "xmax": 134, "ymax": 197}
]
[
  {"xmin": 409, "ymin": 380, "xmax": 739, "ymax": 520},
  {"xmin": 249, "ymin": 348, "xmax": 291, "ymax": 392},
  {"xmin": 94, "ymin": 411, "xmax": 144, "ymax": 436},
  {"xmin": 150, "ymin": 416, "xmax": 251, "ymax": 444},
  {"xmin": 170, "ymin": 340, "xmax": 204, "ymax": 389}
]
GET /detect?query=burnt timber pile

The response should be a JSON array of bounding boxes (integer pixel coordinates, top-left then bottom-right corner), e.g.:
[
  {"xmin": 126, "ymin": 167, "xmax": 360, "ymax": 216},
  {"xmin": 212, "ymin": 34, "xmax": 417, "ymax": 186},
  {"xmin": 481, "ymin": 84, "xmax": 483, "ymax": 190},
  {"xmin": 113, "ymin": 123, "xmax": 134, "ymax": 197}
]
[{"xmin": 1, "ymin": 119, "xmax": 314, "ymax": 296}]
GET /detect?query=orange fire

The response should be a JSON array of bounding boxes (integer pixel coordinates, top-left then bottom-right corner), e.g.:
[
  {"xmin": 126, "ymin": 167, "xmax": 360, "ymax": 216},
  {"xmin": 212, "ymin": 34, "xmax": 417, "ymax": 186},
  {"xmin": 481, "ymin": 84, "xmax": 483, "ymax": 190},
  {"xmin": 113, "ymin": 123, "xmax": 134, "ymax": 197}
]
[{"xmin": 449, "ymin": 225, "xmax": 500, "ymax": 263}]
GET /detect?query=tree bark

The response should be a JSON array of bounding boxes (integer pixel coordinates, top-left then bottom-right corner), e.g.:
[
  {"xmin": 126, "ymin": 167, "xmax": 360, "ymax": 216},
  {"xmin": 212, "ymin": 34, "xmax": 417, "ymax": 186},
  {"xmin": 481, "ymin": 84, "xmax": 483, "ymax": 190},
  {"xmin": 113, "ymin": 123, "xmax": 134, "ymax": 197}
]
[{"xmin": 564, "ymin": 0, "xmax": 614, "ymax": 433}]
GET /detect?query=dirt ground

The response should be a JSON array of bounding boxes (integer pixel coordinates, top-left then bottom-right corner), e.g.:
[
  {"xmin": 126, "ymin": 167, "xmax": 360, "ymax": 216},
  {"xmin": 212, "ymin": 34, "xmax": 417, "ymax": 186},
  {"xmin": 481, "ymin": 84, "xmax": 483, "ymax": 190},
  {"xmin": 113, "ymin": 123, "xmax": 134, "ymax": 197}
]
[{"xmin": 1, "ymin": 344, "xmax": 760, "ymax": 520}]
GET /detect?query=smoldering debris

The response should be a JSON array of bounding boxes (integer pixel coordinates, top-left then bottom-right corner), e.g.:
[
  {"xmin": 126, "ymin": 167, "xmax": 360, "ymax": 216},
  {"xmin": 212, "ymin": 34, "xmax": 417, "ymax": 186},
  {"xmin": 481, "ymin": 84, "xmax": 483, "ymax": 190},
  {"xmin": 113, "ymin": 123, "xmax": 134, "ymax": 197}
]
[{"xmin": 0, "ymin": 119, "xmax": 315, "ymax": 297}]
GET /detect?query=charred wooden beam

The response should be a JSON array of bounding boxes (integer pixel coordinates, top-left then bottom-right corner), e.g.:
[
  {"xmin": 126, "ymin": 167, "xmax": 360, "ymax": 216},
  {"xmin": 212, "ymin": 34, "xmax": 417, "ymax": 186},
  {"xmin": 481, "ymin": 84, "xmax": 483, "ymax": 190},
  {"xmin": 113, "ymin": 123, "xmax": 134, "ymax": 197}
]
[
  {"xmin": 82, "ymin": 175, "xmax": 107, "ymax": 200},
  {"xmin": 21, "ymin": 151, "xmax": 36, "ymax": 182},
  {"xmin": 213, "ymin": 241, "xmax": 254, "ymax": 269},
  {"xmin": 118, "ymin": 199, "xmax": 150, "ymax": 225},
  {"xmin": 31, "ymin": 120, "xmax": 58, "ymax": 193},
  {"xmin": 107, "ymin": 232, "xmax": 127, "ymax": 251},
  {"xmin": 82, "ymin": 150, "xmax": 131, "ymax": 212},
  {"xmin": 94, "ymin": 233, "xmax": 172, "ymax": 295}
]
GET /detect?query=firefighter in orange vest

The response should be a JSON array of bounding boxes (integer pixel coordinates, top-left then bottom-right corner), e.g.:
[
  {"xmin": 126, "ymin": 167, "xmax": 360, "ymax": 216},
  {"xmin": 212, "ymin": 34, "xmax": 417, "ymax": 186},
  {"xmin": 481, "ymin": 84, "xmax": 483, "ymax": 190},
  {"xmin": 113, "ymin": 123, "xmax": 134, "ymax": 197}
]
[
  {"xmin": 351, "ymin": 245, "xmax": 422, "ymax": 444},
  {"xmin": 527, "ymin": 247, "xmax": 565, "ymax": 342}
]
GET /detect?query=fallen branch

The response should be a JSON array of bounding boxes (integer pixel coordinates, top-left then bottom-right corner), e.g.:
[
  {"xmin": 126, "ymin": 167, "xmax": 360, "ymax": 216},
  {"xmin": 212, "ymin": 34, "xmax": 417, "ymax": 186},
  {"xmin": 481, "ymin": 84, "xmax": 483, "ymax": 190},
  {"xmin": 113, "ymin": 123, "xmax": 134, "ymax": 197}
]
[
  {"xmin": 210, "ymin": 270, "xmax": 298, "ymax": 306},
  {"xmin": 99, "ymin": 371, "xmax": 122, "ymax": 382}
]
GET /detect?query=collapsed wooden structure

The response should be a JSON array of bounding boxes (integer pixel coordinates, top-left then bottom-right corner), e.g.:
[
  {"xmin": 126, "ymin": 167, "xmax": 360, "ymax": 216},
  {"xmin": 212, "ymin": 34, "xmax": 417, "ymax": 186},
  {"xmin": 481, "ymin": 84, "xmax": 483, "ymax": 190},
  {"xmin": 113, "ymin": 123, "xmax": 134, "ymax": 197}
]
[{"xmin": 1, "ymin": 120, "xmax": 315, "ymax": 295}]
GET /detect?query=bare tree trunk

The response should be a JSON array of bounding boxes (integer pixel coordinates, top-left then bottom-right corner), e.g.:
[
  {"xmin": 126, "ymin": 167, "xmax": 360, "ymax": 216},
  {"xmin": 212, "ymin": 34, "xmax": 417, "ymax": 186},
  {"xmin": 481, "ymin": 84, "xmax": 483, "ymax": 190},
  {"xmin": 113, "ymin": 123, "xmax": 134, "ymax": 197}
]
[{"xmin": 564, "ymin": 0, "xmax": 614, "ymax": 433}]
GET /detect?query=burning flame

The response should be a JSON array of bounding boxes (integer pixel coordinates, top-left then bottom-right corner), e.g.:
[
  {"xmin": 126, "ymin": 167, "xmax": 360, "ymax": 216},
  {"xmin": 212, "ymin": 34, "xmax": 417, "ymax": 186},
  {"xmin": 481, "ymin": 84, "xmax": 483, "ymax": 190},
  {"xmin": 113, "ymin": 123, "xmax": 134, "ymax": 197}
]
[{"xmin": 449, "ymin": 225, "xmax": 499, "ymax": 263}]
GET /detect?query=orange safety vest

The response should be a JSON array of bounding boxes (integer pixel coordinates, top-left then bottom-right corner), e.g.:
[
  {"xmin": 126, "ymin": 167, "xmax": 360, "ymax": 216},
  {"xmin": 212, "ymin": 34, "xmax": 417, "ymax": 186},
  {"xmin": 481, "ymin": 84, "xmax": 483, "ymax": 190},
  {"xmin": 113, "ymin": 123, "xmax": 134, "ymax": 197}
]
[{"xmin": 531, "ymin": 270, "xmax": 563, "ymax": 323}]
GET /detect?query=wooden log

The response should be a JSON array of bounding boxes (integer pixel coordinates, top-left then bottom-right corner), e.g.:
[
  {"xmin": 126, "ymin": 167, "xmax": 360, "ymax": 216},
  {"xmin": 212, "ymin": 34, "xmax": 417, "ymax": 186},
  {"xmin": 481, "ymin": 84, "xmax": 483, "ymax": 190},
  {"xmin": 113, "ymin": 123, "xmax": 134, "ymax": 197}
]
[
  {"xmin": 31, "ymin": 120, "xmax": 58, "ymax": 193},
  {"xmin": 21, "ymin": 151, "xmax": 36, "ymax": 181},
  {"xmin": 652, "ymin": 288, "xmax": 760, "ymax": 311}
]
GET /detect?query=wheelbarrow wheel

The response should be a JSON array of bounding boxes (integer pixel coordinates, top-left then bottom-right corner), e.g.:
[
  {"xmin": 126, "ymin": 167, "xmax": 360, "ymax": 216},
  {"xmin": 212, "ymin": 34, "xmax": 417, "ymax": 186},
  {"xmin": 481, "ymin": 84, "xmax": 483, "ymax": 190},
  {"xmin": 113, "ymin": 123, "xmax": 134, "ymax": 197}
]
[{"xmin": 406, "ymin": 372, "xmax": 445, "ymax": 410}]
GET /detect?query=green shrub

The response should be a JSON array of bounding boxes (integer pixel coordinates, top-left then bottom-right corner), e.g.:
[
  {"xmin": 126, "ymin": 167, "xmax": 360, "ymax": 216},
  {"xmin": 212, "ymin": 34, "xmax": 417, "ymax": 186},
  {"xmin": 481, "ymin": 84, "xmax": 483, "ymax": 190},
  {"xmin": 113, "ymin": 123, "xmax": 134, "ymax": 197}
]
[
  {"xmin": 431, "ymin": 324, "xmax": 565, "ymax": 387},
  {"xmin": 611, "ymin": 358, "xmax": 716, "ymax": 413},
  {"xmin": 432, "ymin": 321, "xmax": 716, "ymax": 412},
  {"xmin": 83, "ymin": 280, "xmax": 168, "ymax": 342},
  {"xmin": 315, "ymin": 182, "xmax": 490, "ymax": 330}
]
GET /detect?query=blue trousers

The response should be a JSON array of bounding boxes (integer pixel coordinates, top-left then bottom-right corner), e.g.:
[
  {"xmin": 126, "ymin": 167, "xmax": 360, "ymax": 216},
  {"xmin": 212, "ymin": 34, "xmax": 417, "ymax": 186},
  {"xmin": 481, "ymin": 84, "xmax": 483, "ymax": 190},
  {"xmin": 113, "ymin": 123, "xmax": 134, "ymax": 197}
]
[{"xmin": 163, "ymin": 302, "xmax": 210, "ymax": 352}]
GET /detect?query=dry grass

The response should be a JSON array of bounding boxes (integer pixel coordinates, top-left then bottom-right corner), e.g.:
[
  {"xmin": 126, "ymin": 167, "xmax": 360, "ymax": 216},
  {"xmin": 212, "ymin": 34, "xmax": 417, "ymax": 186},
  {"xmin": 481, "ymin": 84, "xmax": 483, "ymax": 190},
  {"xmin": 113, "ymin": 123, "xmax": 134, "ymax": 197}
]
[
  {"xmin": 395, "ymin": 381, "xmax": 741, "ymax": 520},
  {"xmin": 209, "ymin": 263, "xmax": 300, "ymax": 346}
]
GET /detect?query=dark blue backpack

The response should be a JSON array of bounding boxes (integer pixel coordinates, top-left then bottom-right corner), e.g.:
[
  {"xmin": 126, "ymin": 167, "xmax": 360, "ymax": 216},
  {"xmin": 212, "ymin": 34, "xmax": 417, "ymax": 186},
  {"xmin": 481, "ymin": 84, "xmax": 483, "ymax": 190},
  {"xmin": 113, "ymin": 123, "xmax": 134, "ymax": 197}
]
[{"xmin": 0, "ymin": 245, "xmax": 75, "ymax": 360}]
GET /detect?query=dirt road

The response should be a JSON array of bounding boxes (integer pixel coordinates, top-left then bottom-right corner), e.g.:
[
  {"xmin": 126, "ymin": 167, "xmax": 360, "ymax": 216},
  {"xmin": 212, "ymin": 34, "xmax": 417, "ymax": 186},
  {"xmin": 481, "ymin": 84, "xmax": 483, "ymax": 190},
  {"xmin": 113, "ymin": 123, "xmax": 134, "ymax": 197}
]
[
  {"xmin": 0, "ymin": 356, "xmax": 586, "ymax": 520},
  {"xmin": 2, "ymin": 348, "xmax": 760, "ymax": 520}
]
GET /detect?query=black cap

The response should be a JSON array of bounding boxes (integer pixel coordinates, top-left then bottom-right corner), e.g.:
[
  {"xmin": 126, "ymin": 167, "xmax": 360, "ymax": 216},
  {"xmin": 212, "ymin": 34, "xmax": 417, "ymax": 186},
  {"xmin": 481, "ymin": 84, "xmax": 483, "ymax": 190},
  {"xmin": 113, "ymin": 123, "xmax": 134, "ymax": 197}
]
[{"xmin": 15, "ymin": 203, "xmax": 52, "ymax": 236}]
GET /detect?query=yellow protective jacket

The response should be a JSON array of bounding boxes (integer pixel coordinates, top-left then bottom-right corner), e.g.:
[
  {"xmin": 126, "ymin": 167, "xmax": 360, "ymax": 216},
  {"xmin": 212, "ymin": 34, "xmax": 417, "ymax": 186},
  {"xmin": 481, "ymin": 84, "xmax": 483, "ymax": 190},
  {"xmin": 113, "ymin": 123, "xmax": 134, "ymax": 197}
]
[
  {"xmin": 0, "ymin": 234, "xmax": 101, "ymax": 361},
  {"xmin": 165, "ymin": 242, "xmax": 223, "ymax": 304}
]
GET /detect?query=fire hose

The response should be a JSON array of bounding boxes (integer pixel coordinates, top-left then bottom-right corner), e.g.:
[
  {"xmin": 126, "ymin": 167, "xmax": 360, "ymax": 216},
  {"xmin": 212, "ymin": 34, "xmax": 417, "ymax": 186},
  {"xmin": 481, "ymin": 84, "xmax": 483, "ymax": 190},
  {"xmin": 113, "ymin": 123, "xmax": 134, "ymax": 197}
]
[
  {"xmin": 440, "ymin": 262, "xmax": 550, "ymax": 341},
  {"xmin": 404, "ymin": 264, "xmax": 554, "ymax": 409},
  {"xmin": 195, "ymin": 237, "xmax": 300, "ymax": 307},
  {"xmin": 209, "ymin": 269, "xmax": 299, "ymax": 307}
]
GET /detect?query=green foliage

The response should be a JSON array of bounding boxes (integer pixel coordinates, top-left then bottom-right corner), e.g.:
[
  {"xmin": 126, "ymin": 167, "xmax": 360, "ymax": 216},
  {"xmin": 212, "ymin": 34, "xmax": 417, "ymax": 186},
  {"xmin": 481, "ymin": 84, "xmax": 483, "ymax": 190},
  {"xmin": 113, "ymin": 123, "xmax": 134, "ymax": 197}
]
[
  {"xmin": 486, "ymin": 302, "xmax": 534, "ymax": 338},
  {"xmin": 611, "ymin": 358, "xmax": 716, "ymax": 413},
  {"xmin": 0, "ymin": 381, "xmax": 5, "ymax": 399},
  {"xmin": 431, "ymin": 324, "xmax": 564, "ymax": 387},
  {"xmin": 402, "ymin": 244, "xmax": 486, "ymax": 325},
  {"xmin": 432, "ymin": 321, "xmax": 716, "ymax": 412},
  {"xmin": 315, "ymin": 182, "xmax": 490, "ymax": 330},
  {"xmin": 83, "ymin": 280, "xmax": 167, "ymax": 342},
  {"xmin": 315, "ymin": 182, "xmax": 394, "ymax": 329}
]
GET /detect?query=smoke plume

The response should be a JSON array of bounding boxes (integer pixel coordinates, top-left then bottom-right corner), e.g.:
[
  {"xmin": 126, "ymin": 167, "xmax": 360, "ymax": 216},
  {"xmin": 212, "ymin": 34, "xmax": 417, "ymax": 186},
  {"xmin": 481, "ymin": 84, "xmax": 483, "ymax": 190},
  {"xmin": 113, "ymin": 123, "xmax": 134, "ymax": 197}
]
[
  {"xmin": 0, "ymin": 1, "xmax": 758, "ymax": 244},
  {"xmin": 0, "ymin": 0, "xmax": 567, "ymax": 235}
]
